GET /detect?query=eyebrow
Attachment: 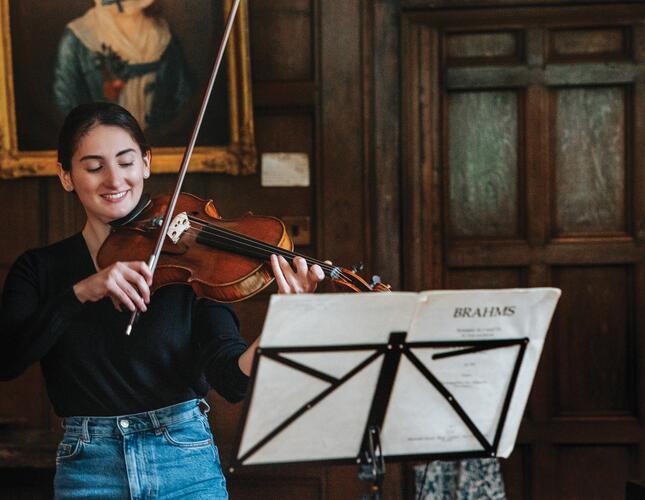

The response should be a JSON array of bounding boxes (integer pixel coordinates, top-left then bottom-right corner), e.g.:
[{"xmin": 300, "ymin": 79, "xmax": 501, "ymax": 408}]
[{"xmin": 79, "ymin": 148, "xmax": 137, "ymax": 162}]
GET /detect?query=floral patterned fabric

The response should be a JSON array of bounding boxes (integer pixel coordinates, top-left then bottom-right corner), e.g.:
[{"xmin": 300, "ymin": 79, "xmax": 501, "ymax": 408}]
[{"xmin": 414, "ymin": 459, "xmax": 507, "ymax": 499}]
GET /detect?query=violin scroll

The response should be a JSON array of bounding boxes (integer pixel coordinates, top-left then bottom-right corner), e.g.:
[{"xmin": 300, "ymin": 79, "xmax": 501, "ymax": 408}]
[{"xmin": 328, "ymin": 266, "xmax": 391, "ymax": 293}]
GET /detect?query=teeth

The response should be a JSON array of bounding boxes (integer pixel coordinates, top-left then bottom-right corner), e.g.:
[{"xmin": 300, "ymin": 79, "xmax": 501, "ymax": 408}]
[{"xmin": 102, "ymin": 191, "xmax": 127, "ymax": 200}]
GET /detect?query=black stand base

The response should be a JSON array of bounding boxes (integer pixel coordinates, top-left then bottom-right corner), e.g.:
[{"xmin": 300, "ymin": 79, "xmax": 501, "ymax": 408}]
[{"xmin": 358, "ymin": 426, "xmax": 385, "ymax": 500}]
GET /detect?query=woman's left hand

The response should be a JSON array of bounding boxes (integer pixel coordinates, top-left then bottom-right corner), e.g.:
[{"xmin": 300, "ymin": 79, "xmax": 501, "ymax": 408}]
[{"xmin": 270, "ymin": 254, "xmax": 325, "ymax": 294}]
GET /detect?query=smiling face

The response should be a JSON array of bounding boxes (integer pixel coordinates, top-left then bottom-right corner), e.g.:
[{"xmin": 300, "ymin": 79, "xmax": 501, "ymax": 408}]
[{"xmin": 57, "ymin": 124, "xmax": 150, "ymax": 227}]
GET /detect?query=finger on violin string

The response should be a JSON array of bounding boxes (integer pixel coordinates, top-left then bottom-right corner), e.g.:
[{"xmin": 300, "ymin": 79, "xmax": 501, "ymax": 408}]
[
  {"xmin": 278, "ymin": 254, "xmax": 294, "ymax": 274},
  {"xmin": 309, "ymin": 263, "xmax": 325, "ymax": 282},
  {"xmin": 293, "ymin": 256, "xmax": 309, "ymax": 276},
  {"xmin": 278, "ymin": 255, "xmax": 305, "ymax": 293},
  {"xmin": 270, "ymin": 254, "xmax": 291, "ymax": 293},
  {"xmin": 279, "ymin": 255, "xmax": 302, "ymax": 293}
]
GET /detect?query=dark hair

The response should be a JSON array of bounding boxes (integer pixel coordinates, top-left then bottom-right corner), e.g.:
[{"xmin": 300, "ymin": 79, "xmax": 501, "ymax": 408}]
[{"xmin": 57, "ymin": 102, "xmax": 150, "ymax": 171}]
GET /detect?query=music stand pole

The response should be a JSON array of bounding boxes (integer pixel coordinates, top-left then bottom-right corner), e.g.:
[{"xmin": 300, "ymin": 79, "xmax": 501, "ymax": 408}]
[{"xmin": 358, "ymin": 425, "xmax": 386, "ymax": 500}]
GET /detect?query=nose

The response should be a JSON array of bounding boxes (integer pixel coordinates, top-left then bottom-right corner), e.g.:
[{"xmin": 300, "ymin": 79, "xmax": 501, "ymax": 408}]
[{"xmin": 102, "ymin": 164, "xmax": 122, "ymax": 189}]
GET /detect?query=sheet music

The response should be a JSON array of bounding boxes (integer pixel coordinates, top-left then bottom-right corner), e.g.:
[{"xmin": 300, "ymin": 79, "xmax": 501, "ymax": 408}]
[
  {"xmin": 259, "ymin": 292, "xmax": 419, "ymax": 347},
  {"xmin": 393, "ymin": 288, "xmax": 559, "ymax": 457},
  {"xmin": 237, "ymin": 288, "xmax": 560, "ymax": 465}
]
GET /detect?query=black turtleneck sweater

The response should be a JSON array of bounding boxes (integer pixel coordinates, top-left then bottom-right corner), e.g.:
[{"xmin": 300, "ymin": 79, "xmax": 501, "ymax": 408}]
[{"xmin": 0, "ymin": 232, "xmax": 249, "ymax": 417}]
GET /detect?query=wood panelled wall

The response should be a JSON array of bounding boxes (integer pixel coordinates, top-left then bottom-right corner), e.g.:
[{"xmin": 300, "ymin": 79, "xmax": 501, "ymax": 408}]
[
  {"xmin": 0, "ymin": 0, "xmax": 405, "ymax": 498},
  {"xmin": 2, "ymin": 1, "xmax": 644, "ymax": 499}
]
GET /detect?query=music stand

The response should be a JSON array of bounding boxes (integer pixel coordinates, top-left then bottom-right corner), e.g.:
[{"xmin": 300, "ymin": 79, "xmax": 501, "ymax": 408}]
[{"xmin": 229, "ymin": 288, "xmax": 560, "ymax": 498}]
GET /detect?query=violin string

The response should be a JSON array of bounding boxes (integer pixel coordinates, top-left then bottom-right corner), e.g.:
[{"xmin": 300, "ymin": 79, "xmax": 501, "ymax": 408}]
[
  {"xmin": 173, "ymin": 215, "xmax": 356, "ymax": 283},
  {"xmin": 181, "ymin": 225, "xmax": 355, "ymax": 284},
  {"xmin": 180, "ymin": 222, "xmax": 352, "ymax": 282},
  {"xmin": 185, "ymin": 216, "xmax": 335, "ymax": 270}
]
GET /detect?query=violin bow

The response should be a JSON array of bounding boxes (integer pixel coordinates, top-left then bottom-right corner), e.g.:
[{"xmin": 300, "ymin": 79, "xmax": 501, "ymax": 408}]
[{"xmin": 126, "ymin": 0, "xmax": 243, "ymax": 335}]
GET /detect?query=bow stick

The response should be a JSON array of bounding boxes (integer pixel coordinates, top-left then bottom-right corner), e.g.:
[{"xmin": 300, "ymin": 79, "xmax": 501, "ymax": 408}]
[{"xmin": 126, "ymin": 0, "xmax": 242, "ymax": 335}]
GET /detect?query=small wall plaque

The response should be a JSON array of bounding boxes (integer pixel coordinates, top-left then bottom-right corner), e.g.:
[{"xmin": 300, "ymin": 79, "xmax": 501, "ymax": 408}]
[{"xmin": 261, "ymin": 153, "xmax": 310, "ymax": 187}]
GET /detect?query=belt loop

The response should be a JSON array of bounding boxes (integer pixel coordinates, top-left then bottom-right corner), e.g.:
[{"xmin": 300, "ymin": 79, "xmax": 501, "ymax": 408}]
[
  {"xmin": 199, "ymin": 398, "xmax": 211, "ymax": 415},
  {"xmin": 148, "ymin": 410, "xmax": 163, "ymax": 436},
  {"xmin": 81, "ymin": 418, "xmax": 90, "ymax": 443}
]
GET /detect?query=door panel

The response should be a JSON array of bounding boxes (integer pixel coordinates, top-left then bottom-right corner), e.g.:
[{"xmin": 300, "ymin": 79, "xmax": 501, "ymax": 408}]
[
  {"xmin": 403, "ymin": 4, "xmax": 645, "ymax": 499},
  {"xmin": 553, "ymin": 86, "xmax": 627, "ymax": 235},
  {"xmin": 448, "ymin": 90, "xmax": 521, "ymax": 238},
  {"xmin": 552, "ymin": 265, "xmax": 635, "ymax": 416}
]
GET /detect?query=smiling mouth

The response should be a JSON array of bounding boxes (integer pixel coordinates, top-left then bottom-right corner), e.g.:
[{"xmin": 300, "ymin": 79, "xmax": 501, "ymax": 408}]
[{"xmin": 101, "ymin": 190, "xmax": 129, "ymax": 201}]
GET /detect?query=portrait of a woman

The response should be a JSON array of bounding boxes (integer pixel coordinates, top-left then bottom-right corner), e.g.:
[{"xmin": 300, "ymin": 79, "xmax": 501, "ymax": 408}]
[{"xmin": 52, "ymin": 0, "xmax": 192, "ymax": 130}]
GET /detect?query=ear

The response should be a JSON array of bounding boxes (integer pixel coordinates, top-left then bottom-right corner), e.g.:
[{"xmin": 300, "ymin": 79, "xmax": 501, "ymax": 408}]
[
  {"xmin": 57, "ymin": 163, "xmax": 75, "ymax": 192},
  {"xmin": 142, "ymin": 150, "xmax": 151, "ymax": 179}
]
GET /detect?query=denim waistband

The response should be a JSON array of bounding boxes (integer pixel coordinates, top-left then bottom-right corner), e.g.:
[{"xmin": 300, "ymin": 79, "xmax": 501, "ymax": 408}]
[{"xmin": 62, "ymin": 399, "xmax": 209, "ymax": 438}]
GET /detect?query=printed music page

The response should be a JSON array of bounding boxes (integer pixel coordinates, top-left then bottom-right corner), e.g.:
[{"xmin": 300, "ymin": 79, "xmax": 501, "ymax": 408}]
[
  {"xmin": 383, "ymin": 288, "xmax": 560, "ymax": 458},
  {"xmin": 237, "ymin": 288, "xmax": 559, "ymax": 465}
]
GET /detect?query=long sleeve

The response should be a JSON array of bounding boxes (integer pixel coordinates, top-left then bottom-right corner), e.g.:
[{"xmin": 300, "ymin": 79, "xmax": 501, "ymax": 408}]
[
  {"xmin": 0, "ymin": 251, "xmax": 84, "ymax": 380},
  {"xmin": 192, "ymin": 300, "xmax": 249, "ymax": 403}
]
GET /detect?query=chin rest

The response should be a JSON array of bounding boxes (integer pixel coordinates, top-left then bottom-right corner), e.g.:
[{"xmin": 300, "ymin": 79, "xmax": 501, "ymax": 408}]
[{"xmin": 109, "ymin": 193, "xmax": 152, "ymax": 228}]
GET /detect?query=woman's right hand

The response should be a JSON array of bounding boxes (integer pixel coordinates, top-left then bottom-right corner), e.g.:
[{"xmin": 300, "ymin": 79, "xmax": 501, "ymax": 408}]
[{"xmin": 73, "ymin": 261, "xmax": 152, "ymax": 312}]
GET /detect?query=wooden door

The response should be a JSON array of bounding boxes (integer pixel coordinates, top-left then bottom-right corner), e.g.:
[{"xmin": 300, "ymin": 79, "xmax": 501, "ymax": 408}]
[{"xmin": 403, "ymin": 4, "xmax": 645, "ymax": 499}]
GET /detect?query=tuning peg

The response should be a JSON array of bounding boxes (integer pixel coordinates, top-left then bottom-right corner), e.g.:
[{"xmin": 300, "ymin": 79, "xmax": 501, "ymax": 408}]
[{"xmin": 371, "ymin": 275, "xmax": 382, "ymax": 286}]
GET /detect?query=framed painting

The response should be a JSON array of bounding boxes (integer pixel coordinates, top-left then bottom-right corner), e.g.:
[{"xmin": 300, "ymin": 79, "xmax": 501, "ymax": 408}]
[{"xmin": 0, "ymin": 0, "xmax": 255, "ymax": 178}]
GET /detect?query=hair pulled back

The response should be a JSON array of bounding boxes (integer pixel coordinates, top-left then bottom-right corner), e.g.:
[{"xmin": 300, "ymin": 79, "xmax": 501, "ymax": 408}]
[{"xmin": 57, "ymin": 102, "xmax": 150, "ymax": 171}]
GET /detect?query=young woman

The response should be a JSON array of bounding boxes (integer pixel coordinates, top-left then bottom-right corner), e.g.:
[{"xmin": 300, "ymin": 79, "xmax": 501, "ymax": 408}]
[{"xmin": 0, "ymin": 102, "xmax": 324, "ymax": 499}]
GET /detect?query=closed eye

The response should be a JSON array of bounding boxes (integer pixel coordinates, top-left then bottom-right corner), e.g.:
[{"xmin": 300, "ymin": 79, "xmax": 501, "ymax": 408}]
[{"xmin": 119, "ymin": 162, "xmax": 134, "ymax": 168}]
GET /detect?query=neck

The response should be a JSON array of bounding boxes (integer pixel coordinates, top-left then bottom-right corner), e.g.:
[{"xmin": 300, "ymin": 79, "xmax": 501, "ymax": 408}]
[{"xmin": 82, "ymin": 220, "xmax": 111, "ymax": 269}]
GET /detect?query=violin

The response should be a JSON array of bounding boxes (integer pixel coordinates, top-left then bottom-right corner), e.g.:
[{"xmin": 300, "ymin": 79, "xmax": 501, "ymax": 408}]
[{"xmin": 97, "ymin": 192, "xmax": 391, "ymax": 303}]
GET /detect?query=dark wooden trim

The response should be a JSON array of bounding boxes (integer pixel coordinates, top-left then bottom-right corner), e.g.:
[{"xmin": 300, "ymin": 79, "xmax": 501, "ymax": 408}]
[
  {"xmin": 444, "ymin": 65, "xmax": 645, "ymax": 91},
  {"xmin": 637, "ymin": 263, "xmax": 645, "ymax": 478},
  {"xmin": 404, "ymin": 4, "xmax": 645, "ymax": 26},
  {"xmin": 402, "ymin": 0, "xmax": 645, "ymax": 11},
  {"xmin": 526, "ymin": 32, "xmax": 548, "ymax": 248},
  {"xmin": 401, "ymin": 18, "xmax": 421, "ymax": 291},
  {"xmin": 366, "ymin": 0, "xmax": 402, "ymax": 289},
  {"xmin": 361, "ymin": 0, "xmax": 375, "ymax": 283},
  {"xmin": 518, "ymin": 418, "xmax": 644, "ymax": 442},
  {"xmin": 252, "ymin": 81, "xmax": 316, "ymax": 109},
  {"xmin": 401, "ymin": 21, "xmax": 443, "ymax": 291},
  {"xmin": 313, "ymin": 0, "xmax": 323, "ymax": 262},
  {"xmin": 445, "ymin": 240, "xmax": 644, "ymax": 267},
  {"xmin": 634, "ymin": 30, "xmax": 645, "ymax": 243},
  {"xmin": 318, "ymin": 0, "xmax": 366, "ymax": 266}
]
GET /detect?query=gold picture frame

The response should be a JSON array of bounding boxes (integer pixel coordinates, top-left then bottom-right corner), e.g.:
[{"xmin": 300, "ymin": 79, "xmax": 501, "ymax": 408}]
[{"xmin": 0, "ymin": 0, "xmax": 255, "ymax": 178}]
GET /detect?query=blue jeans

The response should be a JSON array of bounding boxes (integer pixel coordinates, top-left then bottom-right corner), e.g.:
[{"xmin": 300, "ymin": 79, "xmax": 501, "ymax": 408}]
[{"xmin": 54, "ymin": 399, "xmax": 228, "ymax": 499}]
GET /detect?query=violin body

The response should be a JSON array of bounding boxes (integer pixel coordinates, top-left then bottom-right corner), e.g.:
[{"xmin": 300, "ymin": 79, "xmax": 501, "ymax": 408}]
[
  {"xmin": 98, "ymin": 193, "xmax": 293, "ymax": 302},
  {"xmin": 98, "ymin": 193, "xmax": 390, "ymax": 303}
]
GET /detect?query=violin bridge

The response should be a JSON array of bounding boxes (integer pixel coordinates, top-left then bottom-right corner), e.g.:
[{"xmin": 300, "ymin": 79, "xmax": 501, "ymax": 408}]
[{"xmin": 167, "ymin": 212, "xmax": 191, "ymax": 244}]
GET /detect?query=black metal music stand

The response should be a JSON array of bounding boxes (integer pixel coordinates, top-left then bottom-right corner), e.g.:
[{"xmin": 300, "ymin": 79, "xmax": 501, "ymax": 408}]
[{"xmin": 228, "ymin": 289, "xmax": 559, "ymax": 499}]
